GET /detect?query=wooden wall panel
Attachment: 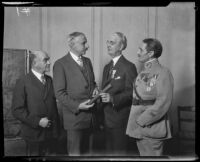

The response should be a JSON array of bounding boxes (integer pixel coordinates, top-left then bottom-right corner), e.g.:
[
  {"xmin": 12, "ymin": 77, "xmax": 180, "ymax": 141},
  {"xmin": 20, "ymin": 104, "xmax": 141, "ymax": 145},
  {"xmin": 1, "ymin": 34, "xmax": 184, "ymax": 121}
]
[{"xmin": 3, "ymin": 49, "xmax": 28, "ymax": 137}]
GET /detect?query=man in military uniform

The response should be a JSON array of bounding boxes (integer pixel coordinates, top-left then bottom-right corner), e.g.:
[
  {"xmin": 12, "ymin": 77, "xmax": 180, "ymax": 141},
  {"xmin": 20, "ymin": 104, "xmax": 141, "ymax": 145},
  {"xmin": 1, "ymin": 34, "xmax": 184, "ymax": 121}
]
[{"xmin": 126, "ymin": 38, "xmax": 174, "ymax": 156}]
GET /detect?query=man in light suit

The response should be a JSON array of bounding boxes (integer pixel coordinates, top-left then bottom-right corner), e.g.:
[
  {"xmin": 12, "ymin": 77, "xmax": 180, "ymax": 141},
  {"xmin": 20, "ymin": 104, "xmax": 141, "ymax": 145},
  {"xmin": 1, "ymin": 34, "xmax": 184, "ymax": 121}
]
[
  {"xmin": 126, "ymin": 38, "xmax": 174, "ymax": 156},
  {"xmin": 53, "ymin": 32, "xmax": 98, "ymax": 156},
  {"xmin": 100, "ymin": 32, "xmax": 137, "ymax": 155},
  {"xmin": 12, "ymin": 50, "xmax": 60, "ymax": 156}
]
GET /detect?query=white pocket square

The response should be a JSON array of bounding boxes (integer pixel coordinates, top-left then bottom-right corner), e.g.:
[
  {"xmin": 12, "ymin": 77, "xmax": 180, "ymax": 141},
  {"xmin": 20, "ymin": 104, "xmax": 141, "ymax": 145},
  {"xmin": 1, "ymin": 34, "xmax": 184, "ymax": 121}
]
[{"xmin": 115, "ymin": 76, "xmax": 121, "ymax": 80}]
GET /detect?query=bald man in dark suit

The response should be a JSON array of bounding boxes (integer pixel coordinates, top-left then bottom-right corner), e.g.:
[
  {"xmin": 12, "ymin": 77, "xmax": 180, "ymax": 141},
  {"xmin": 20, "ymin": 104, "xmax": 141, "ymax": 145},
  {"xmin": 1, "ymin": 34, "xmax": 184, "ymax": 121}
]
[{"xmin": 12, "ymin": 50, "xmax": 60, "ymax": 156}]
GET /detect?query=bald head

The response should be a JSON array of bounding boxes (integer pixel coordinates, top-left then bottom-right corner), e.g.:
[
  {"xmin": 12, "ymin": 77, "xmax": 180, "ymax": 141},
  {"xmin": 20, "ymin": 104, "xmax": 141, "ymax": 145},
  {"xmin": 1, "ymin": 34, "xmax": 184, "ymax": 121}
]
[{"xmin": 30, "ymin": 50, "xmax": 50, "ymax": 74}]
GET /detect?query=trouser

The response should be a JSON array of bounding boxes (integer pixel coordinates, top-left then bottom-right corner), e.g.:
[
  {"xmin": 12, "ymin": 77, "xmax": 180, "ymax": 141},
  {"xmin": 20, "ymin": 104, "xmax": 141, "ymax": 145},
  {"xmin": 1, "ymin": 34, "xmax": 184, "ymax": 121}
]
[
  {"xmin": 26, "ymin": 139, "xmax": 57, "ymax": 156},
  {"xmin": 136, "ymin": 138, "xmax": 164, "ymax": 156},
  {"xmin": 67, "ymin": 128, "xmax": 92, "ymax": 156},
  {"xmin": 105, "ymin": 127, "xmax": 128, "ymax": 156}
]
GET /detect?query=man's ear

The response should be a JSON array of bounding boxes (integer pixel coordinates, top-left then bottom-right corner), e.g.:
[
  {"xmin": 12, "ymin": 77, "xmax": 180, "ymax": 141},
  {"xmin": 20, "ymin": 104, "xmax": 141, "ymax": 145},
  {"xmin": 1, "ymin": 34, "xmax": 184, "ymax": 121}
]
[
  {"xmin": 148, "ymin": 51, "xmax": 154, "ymax": 58},
  {"xmin": 119, "ymin": 43, "xmax": 124, "ymax": 51},
  {"xmin": 69, "ymin": 41, "xmax": 74, "ymax": 48}
]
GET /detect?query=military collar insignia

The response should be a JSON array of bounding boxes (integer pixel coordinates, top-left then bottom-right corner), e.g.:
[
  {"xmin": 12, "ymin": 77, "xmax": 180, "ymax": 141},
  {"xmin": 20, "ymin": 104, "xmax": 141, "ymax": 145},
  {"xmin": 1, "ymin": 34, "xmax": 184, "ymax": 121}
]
[{"xmin": 144, "ymin": 58, "xmax": 158, "ymax": 69}]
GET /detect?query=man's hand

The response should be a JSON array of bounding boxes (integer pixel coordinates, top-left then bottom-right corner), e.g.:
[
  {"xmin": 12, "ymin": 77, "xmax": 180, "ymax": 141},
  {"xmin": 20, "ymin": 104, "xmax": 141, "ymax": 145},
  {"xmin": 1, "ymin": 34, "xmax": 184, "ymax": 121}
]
[
  {"xmin": 39, "ymin": 117, "xmax": 51, "ymax": 128},
  {"xmin": 92, "ymin": 87, "xmax": 99, "ymax": 97},
  {"xmin": 99, "ymin": 93, "xmax": 113, "ymax": 103},
  {"xmin": 78, "ymin": 99, "xmax": 94, "ymax": 110}
]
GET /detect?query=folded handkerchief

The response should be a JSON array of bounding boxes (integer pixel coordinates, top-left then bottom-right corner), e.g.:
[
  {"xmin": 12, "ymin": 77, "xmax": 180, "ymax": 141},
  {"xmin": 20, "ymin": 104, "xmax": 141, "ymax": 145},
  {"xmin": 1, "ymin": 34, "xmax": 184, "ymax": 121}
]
[{"xmin": 115, "ymin": 76, "xmax": 121, "ymax": 80}]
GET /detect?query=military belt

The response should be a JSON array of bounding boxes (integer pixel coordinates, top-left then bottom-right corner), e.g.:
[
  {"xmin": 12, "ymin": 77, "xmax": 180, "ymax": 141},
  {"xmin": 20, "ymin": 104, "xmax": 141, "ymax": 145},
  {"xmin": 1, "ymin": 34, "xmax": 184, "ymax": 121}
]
[
  {"xmin": 133, "ymin": 99, "xmax": 155, "ymax": 106},
  {"xmin": 138, "ymin": 99, "xmax": 155, "ymax": 105}
]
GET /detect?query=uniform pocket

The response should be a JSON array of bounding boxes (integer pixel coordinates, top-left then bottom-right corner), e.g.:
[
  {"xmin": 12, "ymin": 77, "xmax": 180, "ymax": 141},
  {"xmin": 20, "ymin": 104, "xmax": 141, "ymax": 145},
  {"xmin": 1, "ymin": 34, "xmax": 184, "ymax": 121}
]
[{"xmin": 141, "ymin": 119, "xmax": 167, "ymax": 139}]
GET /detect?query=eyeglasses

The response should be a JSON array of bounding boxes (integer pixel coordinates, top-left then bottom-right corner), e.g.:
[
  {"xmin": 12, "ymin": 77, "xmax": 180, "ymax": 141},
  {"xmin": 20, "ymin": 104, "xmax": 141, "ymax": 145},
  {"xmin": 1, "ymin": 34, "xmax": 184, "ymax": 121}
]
[{"xmin": 106, "ymin": 40, "xmax": 116, "ymax": 45}]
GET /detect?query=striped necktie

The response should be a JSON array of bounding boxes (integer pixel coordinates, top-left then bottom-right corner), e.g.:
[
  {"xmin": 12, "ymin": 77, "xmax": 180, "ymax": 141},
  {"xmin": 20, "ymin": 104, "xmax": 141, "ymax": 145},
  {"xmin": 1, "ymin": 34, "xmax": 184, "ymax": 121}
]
[
  {"xmin": 41, "ymin": 75, "xmax": 46, "ymax": 84},
  {"xmin": 109, "ymin": 60, "xmax": 114, "ymax": 78},
  {"xmin": 77, "ymin": 56, "xmax": 83, "ymax": 67}
]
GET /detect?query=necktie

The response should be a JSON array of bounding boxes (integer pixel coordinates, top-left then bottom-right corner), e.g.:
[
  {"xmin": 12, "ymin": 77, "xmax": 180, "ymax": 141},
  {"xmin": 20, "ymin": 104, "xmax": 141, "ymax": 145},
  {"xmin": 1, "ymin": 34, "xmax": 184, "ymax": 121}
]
[
  {"xmin": 41, "ymin": 75, "xmax": 46, "ymax": 84},
  {"xmin": 77, "ymin": 56, "xmax": 83, "ymax": 67},
  {"xmin": 109, "ymin": 60, "xmax": 114, "ymax": 78}
]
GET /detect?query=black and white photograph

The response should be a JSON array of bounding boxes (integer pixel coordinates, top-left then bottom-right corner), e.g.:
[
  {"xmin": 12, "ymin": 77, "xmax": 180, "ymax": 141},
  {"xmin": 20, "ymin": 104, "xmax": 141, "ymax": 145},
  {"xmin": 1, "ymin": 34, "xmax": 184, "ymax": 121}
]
[{"xmin": 2, "ymin": 2, "xmax": 197, "ymax": 161}]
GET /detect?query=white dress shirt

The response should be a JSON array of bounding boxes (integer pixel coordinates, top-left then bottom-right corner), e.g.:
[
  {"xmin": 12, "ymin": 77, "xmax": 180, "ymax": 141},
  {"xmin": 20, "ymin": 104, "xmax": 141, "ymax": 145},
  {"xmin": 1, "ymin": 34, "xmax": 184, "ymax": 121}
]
[
  {"xmin": 112, "ymin": 55, "xmax": 122, "ymax": 66},
  {"xmin": 70, "ymin": 51, "xmax": 82, "ymax": 66},
  {"xmin": 32, "ymin": 69, "xmax": 44, "ymax": 83}
]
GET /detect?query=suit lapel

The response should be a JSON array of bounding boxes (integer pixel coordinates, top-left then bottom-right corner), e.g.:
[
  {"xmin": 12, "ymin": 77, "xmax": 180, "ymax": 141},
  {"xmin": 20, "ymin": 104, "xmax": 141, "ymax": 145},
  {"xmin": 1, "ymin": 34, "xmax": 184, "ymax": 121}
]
[
  {"xmin": 82, "ymin": 57, "xmax": 90, "ymax": 83},
  {"xmin": 29, "ymin": 71, "xmax": 45, "ymax": 99},
  {"xmin": 43, "ymin": 75, "xmax": 51, "ymax": 101},
  {"xmin": 29, "ymin": 71, "xmax": 44, "ymax": 87},
  {"xmin": 102, "ymin": 61, "xmax": 113, "ymax": 88},
  {"xmin": 113, "ymin": 55, "xmax": 125, "ymax": 76},
  {"xmin": 67, "ymin": 53, "xmax": 89, "ymax": 85},
  {"xmin": 103, "ymin": 55, "xmax": 126, "ymax": 88}
]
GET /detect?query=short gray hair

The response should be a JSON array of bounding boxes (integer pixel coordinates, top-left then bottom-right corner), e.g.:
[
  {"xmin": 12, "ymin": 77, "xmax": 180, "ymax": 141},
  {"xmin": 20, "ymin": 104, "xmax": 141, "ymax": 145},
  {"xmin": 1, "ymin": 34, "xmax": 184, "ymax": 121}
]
[
  {"xmin": 115, "ymin": 32, "xmax": 127, "ymax": 51},
  {"xmin": 67, "ymin": 32, "xmax": 85, "ymax": 45}
]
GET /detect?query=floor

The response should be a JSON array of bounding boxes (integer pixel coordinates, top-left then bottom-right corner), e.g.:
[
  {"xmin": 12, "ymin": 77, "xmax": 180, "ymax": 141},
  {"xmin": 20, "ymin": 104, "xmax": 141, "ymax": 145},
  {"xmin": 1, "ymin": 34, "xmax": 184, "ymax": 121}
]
[{"xmin": 3, "ymin": 135, "xmax": 197, "ymax": 160}]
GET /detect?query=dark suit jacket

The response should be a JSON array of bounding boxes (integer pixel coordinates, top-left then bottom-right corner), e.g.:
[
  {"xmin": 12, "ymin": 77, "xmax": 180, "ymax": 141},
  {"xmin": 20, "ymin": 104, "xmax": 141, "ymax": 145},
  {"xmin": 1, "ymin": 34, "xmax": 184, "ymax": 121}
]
[
  {"xmin": 101, "ymin": 55, "xmax": 137, "ymax": 128},
  {"xmin": 12, "ymin": 71, "xmax": 60, "ymax": 142},
  {"xmin": 53, "ymin": 53, "xmax": 96, "ymax": 130}
]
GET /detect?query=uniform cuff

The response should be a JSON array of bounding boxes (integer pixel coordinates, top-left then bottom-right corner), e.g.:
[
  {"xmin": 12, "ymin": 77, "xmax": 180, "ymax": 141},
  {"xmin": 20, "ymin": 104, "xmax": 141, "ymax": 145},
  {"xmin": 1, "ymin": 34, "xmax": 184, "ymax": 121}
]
[{"xmin": 136, "ymin": 119, "xmax": 145, "ymax": 127}]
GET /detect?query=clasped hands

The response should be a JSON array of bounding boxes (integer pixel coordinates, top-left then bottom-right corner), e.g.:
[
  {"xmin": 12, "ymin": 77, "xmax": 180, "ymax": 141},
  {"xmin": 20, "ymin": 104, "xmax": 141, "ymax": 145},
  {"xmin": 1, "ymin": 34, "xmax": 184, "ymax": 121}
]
[{"xmin": 39, "ymin": 117, "xmax": 51, "ymax": 128}]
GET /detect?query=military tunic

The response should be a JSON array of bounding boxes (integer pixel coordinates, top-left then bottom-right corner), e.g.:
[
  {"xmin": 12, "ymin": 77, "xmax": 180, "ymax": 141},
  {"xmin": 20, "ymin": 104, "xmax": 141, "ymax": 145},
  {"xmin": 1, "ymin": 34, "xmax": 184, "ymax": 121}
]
[{"xmin": 126, "ymin": 59, "xmax": 174, "ymax": 140}]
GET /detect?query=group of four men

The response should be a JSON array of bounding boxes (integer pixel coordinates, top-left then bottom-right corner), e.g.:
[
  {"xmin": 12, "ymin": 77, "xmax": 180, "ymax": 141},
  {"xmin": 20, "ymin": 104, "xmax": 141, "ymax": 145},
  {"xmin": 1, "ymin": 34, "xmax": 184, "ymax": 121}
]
[{"xmin": 12, "ymin": 31, "xmax": 173, "ymax": 156}]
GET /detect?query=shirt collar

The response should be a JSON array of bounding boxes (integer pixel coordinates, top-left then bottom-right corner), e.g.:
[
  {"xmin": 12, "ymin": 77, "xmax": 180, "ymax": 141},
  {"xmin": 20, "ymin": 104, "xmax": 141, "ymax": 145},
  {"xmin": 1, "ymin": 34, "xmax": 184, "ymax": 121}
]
[
  {"xmin": 70, "ymin": 51, "xmax": 80, "ymax": 64},
  {"xmin": 145, "ymin": 58, "xmax": 157, "ymax": 64},
  {"xmin": 32, "ymin": 69, "xmax": 43, "ymax": 81},
  {"xmin": 112, "ymin": 55, "xmax": 122, "ymax": 66}
]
